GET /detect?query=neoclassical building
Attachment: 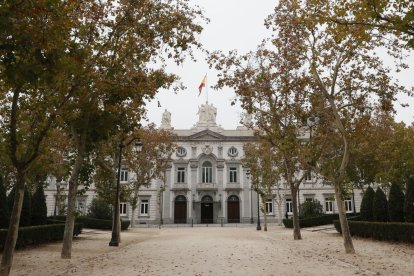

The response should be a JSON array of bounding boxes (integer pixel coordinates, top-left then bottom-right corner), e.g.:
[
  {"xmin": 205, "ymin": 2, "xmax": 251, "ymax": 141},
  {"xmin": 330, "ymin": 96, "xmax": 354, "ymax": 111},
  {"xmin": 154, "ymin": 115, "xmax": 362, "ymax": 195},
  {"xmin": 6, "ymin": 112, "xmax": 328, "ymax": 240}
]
[{"xmin": 45, "ymin": 103, "xmax": 362, "ymax": 225}]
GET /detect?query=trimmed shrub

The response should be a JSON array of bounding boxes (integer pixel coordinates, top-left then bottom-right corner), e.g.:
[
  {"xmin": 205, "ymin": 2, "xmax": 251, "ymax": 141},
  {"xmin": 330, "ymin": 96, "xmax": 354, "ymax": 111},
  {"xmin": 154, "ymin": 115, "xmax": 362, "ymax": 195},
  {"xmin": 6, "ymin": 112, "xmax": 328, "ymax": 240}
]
[
  {"xmin": 31, "ymin": 183, "xmax": 47, "ymax": 225},
  {"xmin": 0, "ymin": 223, "xmax": 83, "ymax": 250},
  {"xmin": 333, "ymin": 220, "xmax": 414, "ymax": 244},
  {"xmin": 373, "ymin": 187, "xmax": 388, "ymax": 222},
  {"xmin": 77, "ymin": 216, "xmax": 130, "ymax": 230},
  {"xmin": 20, "ymin": 186, "xmax": 32, "ymax": 227},
  {"xmin": 283, "ymin": 214, "xmax": 339, "ymax": 228},
  {"xmin": 88, "ymin": 198, "xmax": 112, "ymax": 220},
  {"xmin": 404, "ymin": 177, "xmax": 414, "ymax": 223},
  {"xmin": 0, "ymin": 175, "xmax": 9, "ymax": 229},
  {"xmin": 299, "ymin": 199, "xmax": 323, "ymax": 218},
  {"xmin": 388, "ymin": 183, "xmax": 405, "ymax": 222},
  {"xmin": 360, "ymin": 186, "xmax": 375, "ymax": 221}
]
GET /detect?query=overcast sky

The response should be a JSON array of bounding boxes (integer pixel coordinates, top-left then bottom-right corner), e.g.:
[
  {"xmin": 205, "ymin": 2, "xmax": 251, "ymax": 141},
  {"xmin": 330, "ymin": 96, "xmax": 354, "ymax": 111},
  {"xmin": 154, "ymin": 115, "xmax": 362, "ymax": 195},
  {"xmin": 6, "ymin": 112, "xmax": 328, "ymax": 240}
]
[{"xmin": 145, "ymin": 0, "xmax": 414, "ymax": 129}]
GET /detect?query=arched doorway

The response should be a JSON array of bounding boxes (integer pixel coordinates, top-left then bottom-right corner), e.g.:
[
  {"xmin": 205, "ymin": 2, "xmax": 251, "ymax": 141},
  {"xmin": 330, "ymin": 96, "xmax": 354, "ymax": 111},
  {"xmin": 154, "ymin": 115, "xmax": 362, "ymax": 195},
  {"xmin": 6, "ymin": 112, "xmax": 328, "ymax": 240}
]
[
  {"xmin": 227, "ymin": 195, "xmax": 240, "ymax": 223},
  {"xmin": 201, "ymin": 195, "xmax": 214, "ymax": 223},
  {"xmin": 174, "ymin": 195, "xmax": 187, "ymax": 224}
]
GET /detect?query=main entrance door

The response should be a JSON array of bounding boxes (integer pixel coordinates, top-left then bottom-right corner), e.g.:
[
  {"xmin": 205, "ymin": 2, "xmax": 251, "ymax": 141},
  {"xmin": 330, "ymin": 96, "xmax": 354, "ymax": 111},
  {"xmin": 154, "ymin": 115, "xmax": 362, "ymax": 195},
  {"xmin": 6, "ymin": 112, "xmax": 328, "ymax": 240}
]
[
  {"xmin": 201, "ymin": 195, "xmax": 214, "ymax": 224},
  {"xmin": 174, "ymin": 195, "xmax": 187, "ymax": 224},
  {"xmin": 227, "ymin": 195, "xmax": 240, "ymax": 223}
]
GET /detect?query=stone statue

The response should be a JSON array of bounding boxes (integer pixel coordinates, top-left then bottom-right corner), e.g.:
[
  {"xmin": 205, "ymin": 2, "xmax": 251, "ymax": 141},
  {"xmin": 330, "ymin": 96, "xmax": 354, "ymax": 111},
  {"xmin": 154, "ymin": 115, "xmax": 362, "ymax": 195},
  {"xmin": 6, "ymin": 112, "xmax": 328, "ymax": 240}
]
[
  {"xmin": 161, "ymin": 109, "xmax": 171, "ymax": 129},
  {"xmin": 193, "ymin": 103, "xmax": 223, "ymax": 132},
  {"xmin": 242, "ymin": 113, "xmax": 253, "ymax": 127},
  {"xmin": 197, "ymin": 103, "xmax": 217, "ymax": 124}
]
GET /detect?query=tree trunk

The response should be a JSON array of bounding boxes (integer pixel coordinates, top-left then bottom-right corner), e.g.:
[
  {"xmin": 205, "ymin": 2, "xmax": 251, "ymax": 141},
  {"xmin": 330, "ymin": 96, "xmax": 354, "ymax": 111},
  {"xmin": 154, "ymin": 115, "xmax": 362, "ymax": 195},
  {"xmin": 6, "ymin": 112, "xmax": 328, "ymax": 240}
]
[
  {"xmin": 334, "ymin": 181, "xmax": 355, "ymax": 254},
  {"xmin": 290, "ymin": 186, "xmax": 301, "ymax": 240},
  {"xmin": 263, "ymin": 205, "xmax": 268, "ymax": 232},
  {"xmin": 61, "ymin": 138, "xmax": 86, "ymax": 259},
  {"xmin": 131, "ymin": 206, "xmax": 136, "ymax": 227},
  {"xmin": 277, "ymin": 201, "xmax": 283, "ymax": 226},
  {"xmin": 0, "ymin": 172, "xmax": 25, "ymax": 276}
]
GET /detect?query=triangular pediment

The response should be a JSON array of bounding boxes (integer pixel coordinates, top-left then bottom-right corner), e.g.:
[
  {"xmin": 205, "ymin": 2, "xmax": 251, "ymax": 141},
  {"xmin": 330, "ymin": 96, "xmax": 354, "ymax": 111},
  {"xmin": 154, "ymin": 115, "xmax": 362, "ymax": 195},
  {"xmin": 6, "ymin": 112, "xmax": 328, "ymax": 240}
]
[{"xmin": 188, "ymin": 129, "xmax": 226, "ymax": 141}]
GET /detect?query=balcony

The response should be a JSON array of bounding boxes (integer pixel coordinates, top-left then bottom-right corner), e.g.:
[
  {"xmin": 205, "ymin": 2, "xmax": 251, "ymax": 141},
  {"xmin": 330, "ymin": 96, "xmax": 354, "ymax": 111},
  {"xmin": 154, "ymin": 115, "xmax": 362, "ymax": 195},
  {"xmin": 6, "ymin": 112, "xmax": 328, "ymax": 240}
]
[
  {"xmin": 224, "ymin": 183, "xmax": 242, "ymax": 191},
  {"xmin": 196, "ymin": 183, "xmax": 218, "ymax": 191},
  {"xmin": 171, "ymin": 183, "xmax": 190, "ymax": 191}
]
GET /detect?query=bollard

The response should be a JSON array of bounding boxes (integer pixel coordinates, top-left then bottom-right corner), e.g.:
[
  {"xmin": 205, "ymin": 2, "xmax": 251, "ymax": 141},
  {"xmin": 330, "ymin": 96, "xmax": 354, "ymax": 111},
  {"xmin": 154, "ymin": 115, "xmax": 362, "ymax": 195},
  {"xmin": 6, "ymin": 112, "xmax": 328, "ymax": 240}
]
[{"xmin": 191, "ymin": 218, "xmax": 193, "ymax": 228}]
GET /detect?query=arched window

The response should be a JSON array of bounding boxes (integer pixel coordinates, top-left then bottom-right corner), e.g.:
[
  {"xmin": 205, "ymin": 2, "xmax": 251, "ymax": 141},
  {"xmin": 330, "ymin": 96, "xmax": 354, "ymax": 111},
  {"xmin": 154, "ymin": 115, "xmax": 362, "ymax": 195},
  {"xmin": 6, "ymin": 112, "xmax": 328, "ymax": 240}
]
[{"xmin": 202, "ymin": 161, "xmax": 213, "ymax": 183}]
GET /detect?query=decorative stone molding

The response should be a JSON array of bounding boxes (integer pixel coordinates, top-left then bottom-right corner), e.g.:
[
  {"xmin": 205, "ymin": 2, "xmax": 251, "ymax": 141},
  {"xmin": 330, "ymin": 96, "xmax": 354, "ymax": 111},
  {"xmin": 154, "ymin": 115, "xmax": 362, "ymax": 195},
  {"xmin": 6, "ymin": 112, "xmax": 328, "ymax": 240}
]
[{"xmin": 202, "ymin": 145, "xmax": 213, "ymax": 155}]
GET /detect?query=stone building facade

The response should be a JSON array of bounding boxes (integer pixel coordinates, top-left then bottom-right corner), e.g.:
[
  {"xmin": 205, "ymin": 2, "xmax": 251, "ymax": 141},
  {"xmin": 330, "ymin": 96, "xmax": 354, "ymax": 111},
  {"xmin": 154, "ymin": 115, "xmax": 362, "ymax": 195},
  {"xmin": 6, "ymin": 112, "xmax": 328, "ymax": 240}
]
[{"xmin": 45, "ymin": 103, "xmax": 363, "ymax": 225}]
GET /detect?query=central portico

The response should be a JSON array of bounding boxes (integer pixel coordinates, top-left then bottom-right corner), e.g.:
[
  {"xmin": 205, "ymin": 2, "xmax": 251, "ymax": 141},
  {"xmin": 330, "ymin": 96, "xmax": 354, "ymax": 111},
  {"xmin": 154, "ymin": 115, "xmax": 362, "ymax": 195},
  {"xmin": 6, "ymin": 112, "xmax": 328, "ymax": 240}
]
[{"xmin": 160, "ymin": 103, "xmax": 257, "ymax": 224}]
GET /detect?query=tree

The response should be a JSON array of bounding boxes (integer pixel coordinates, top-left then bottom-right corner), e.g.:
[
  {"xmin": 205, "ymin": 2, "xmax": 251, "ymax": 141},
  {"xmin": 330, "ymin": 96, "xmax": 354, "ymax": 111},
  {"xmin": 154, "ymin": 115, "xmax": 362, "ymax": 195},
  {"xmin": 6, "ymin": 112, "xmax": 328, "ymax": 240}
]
[
  {"xmin": 404, "ymin": 177, "xmax": 414, "ymax": 222},
  {"xmin": 265, "ymin": 0, "xmax": 407, "ymax": 253},
  {"xmin": 31, "ymin": 182, "xmax": 47, "ymax": 226},
  {"xmin": 388, "ymin": 182, "xmax": 405, "ymax": 222},
  {"xmin": 0, "ymin": 1, "xmax": 79, "ymax": 273},
  {"xmin": 88, "ymin": 198, "xmax": 112, "ymax": 220},
  {"xmin": 242, "ymin": 142, "xmax": 280, "ymax": 232},
  {"xmin": 210, "ymin": 42, "xmax": 319, "ymax": 239},
  {"xmin": 318, "ymin": 0, "xmax": 414, "ymax": 48},
  {"xmin": 19, "ymin": 186, "xmax": 31, "ymax": 227},
  {"xmin": 0, "ymin": 175, "xmax": 9, "ymax": 229},
  {"xmin": 372, "ymin": 187, "xmax": 388, "ymax": 222},
  {"xmin": 360, "ymin": 186, "xmax": 375, "ymax": 221},
  {"xmin": 59, "ymin": 0, "xmax": 205, "ymax": 259},
  {"xmin": 300, "ymin": 199, "xmax": 323, "ymax": 218},
  {"xmin": 124, "ymin": 125, "xmax": 176, "ymax": 227}
]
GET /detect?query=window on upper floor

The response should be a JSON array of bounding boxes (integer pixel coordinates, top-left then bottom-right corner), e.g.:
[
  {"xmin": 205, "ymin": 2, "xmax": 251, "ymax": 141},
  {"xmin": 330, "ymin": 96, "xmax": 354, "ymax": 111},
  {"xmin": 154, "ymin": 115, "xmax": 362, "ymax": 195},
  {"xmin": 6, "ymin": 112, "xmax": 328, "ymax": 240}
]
[
  {"xmin": 120, "ymin": 168, "xmax": 129, "ymax": 182},
  {"xmin": 202, "ymin": 161, "xmax": 213, "ymax": 183},
  {"xmin": 229, "ymin": 167, "xmax": 237, "ymax": 183},
  {"xmin": 305, "ymin": 170, "xmax": 312, "ymax": 181},
  {"xmin": 228, "ymin": 147, "xmax": 238, "ymax": 157},
  {"xmin": 176, "ymin": 147, "xmax": 187, "ymax": 157},
  {"xmin": 177, "ymin": 167, "xmax": 186, "ymax": 183}
]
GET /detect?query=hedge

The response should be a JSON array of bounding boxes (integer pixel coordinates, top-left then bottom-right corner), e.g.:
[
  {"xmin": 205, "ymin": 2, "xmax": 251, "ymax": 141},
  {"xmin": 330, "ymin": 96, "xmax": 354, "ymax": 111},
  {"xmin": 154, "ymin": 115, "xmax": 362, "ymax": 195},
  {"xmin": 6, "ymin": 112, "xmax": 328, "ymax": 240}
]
[
  {"xmin": 76, "ymin": 216, "xmax": 130, "ymax": 230},
  {"xmin": 333, "ymin": 220, "xmax": 414, "ymax": 243},
  {"xmin": 0, "ymin": 223, "xmax": 83, "ymax": 250},
  {"xmin": 282, "ymin": 214, "xmax": 340, "ymax": 228},
  {"xmin": 49, "ymin": 216, "xmax": 130, "ymax": 230}
]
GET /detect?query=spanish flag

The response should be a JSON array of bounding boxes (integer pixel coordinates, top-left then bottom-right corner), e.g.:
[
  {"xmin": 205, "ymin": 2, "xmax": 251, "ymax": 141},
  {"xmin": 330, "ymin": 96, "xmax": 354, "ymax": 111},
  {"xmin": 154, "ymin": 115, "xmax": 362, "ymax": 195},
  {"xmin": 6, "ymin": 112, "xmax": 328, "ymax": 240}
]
[{"xmin": 198, "ymin": 74, "xmax": 206, "ymax": 96}]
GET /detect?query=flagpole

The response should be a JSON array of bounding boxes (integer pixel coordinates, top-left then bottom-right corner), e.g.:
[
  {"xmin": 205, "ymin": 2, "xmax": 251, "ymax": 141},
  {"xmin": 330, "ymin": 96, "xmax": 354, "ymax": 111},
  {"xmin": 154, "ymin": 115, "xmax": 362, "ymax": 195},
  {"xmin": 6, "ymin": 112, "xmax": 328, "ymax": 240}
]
[{"xmin": 206, "ymin": 74, "xmax": 208, "ymax": 104}]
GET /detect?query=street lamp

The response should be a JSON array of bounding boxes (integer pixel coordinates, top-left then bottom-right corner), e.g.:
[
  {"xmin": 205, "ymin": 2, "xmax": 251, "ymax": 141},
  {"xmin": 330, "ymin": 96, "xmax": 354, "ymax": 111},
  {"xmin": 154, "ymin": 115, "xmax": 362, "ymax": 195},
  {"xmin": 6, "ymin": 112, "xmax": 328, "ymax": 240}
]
[
  {"xmin": 246, "ymin": 170, "xmax": 253, "ymax": 224},
  {"xmin": 256, "ymin": 188, "xmax": 261, "ymax": 231},
  {"xmin": 109, "ymin": 138, "xmax": 143, "ymax": 246},
  {"xmin": 53, "ymin": 178, "xmax": 61, "ymax": 218},
  {"xmin": 109, "ymin": 142, "xmax": 125, "ymax": 247}
]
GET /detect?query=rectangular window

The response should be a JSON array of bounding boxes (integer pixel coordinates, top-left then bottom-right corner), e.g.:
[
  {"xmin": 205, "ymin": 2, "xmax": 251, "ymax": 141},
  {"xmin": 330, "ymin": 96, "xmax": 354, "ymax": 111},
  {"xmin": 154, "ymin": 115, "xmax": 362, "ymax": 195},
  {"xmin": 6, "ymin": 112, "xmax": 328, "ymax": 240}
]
[
  {"xmin": 305, "ymin": 170, "xmax": 312, "ymax": 181},
  {"xmin": 120, "ymin": 169, "xmax": 129, "ymax": 182},
  {"xmin": 229, "ymin": 168, "xmax": 237, "ymax": 183},
  {"xmin": 305, "ymin": 197, "xmax": 313, "ymax": 202},
  {"xmin": 325, "ymin": 199, "xmax": 334, "ymax": 214},
  {"xmin": 345, "ymin": 198, "xmax": 353, "ymax": 213},
  {"xmin": 266, "ymin": 199, "xmax": 273, "ymax": 214},
  {"xmin": 286, "ymin": 199, "xmax": 293, "ymax": 214},
  {"xmin": 202, "ymin": 167, "xmax": 212, "ymax": 183},
  {"xmin": 120, "ymin": 202, "xmax": 127, "ymax": 216},
  {"xmin": 177, "ymin": 167, "xmax": 185, "ymax": 183},
  {"xmin": 140, "ymin": 199, "xmax": 149, "ymax": 216}
]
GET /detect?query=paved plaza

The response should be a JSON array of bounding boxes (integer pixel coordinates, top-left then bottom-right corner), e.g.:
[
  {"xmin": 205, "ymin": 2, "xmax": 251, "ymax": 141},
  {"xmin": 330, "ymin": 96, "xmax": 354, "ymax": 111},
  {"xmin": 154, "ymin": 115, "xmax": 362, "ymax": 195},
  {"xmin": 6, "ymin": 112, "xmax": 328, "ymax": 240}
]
[{"xmin": 7, "ymin": 226, "xmax": 414, "ymax": 276}]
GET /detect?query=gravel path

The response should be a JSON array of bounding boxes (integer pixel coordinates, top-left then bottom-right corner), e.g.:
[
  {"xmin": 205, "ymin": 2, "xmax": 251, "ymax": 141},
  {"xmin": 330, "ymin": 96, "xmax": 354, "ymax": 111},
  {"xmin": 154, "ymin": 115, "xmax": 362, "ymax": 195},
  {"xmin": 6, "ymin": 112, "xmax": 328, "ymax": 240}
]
[{"xmin": 6, "ymin": 225, "xmax": 414, "ymax": 276}]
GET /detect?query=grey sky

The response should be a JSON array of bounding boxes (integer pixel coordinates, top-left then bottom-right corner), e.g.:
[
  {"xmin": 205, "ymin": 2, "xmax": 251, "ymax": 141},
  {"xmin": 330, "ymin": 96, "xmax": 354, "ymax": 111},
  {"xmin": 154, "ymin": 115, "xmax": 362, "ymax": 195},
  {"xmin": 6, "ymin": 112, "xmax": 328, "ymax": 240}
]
[{"xmin": 145, "ymin": 0, "xmax": 414, "ymax": 129}]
